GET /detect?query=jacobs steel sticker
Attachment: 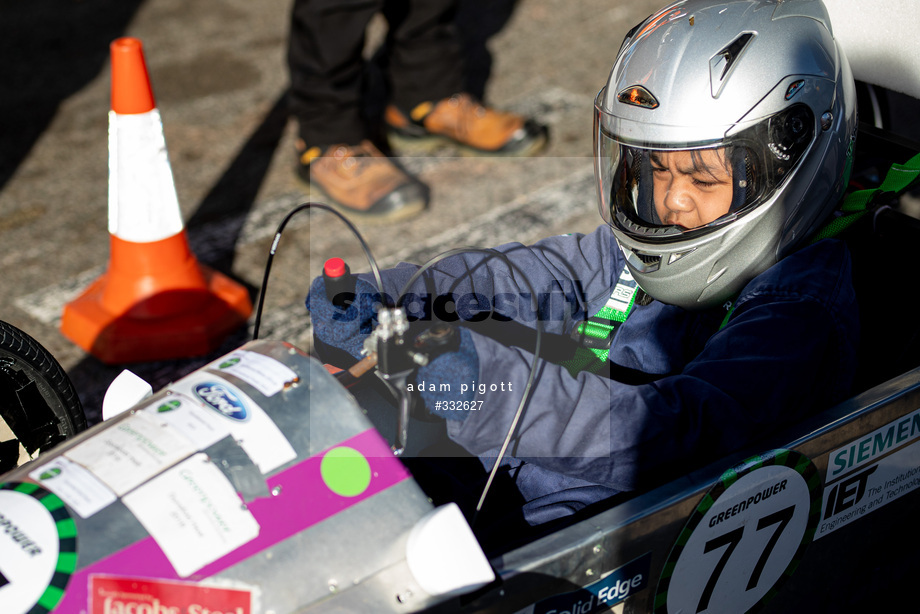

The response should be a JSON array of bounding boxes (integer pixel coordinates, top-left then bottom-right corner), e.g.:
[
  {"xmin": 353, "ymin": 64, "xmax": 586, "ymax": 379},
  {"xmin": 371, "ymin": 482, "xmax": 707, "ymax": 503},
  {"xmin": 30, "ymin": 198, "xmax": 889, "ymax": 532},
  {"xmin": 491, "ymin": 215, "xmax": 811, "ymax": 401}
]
[
  {"xmin": 655, "ymin": 449, "xmax": 820, "ymax": 614},
  {"xmin": 122, "ymin": 453, "xmax": 260, "ymax": 578},
  {"xmin": 0, "ymin": 482, "xmax": 77, "ymax": 614},
  {"xmin": 89, "ymin": 574, "xmax": 253, "ymax": 614},
  {"xmin": 818, "ymin": 408, "xmax": 920, "ymax": 539},
  {"xmin": 46, "ymin": 427, "xmax": 408, "ymax": 614},
  {"xmin": 168, "ymin": 374, "xmax": 296, "ymax": 474}
]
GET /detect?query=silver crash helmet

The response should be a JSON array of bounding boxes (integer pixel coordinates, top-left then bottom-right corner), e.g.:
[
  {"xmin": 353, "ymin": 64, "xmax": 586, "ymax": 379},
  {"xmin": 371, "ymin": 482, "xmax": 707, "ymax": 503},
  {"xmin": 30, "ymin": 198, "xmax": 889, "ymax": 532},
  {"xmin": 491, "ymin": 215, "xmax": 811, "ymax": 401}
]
[{"xmin": 595, "ymin": 0, "xmax": 857, "ymax": 310}]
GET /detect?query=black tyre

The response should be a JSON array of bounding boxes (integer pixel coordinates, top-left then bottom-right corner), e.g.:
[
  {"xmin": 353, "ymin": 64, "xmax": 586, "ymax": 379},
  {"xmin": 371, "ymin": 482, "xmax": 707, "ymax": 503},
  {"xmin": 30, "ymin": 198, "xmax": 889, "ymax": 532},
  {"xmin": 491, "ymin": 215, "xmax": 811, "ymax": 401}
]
[{"xmin": 0, "ymin": 320, "xmax": 86, "ymax": 473}]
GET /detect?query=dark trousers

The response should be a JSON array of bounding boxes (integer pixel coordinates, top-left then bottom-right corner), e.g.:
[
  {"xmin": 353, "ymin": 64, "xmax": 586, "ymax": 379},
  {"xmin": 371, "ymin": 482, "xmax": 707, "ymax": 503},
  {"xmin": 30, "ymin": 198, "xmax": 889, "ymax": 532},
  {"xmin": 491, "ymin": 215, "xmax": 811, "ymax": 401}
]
[{"xmin": 287, "ymin": 0, "xmax": 465, "ymax": 146}]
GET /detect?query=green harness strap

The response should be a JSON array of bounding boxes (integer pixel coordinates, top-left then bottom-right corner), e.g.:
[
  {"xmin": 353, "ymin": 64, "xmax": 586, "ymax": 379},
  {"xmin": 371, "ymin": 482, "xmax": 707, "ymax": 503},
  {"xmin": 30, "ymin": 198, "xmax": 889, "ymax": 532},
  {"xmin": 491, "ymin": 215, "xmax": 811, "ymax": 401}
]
[
  {"xmin": 560, "ymin": 265, "xmax": 640, "ymax": 377},
  {"xmin": 811, "ymin": 150, "xmax": 920, "ymax": 242},
  {"xmin": 561, "ymin": 151, "xmax": 920, "ymax": 378}
]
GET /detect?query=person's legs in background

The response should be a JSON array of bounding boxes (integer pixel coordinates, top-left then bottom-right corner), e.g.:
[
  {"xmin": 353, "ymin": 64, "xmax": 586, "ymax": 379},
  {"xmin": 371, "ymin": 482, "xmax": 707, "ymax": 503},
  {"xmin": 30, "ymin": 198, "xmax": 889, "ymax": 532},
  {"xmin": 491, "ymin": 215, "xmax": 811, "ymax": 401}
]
[
  {"xmin": 286, "ymin": 0, "xmax": 548, "ymax": 223},
  {"xmin": 382, "ymin": 0, "xmax": 548, "ymax": 157},
  {"xmin": 381, "ymin": 0, "xmax": 465, "ymax": 114},
  {"xmin": 287, "ymin": 0, "xmax": 428, "ymax": 222}
]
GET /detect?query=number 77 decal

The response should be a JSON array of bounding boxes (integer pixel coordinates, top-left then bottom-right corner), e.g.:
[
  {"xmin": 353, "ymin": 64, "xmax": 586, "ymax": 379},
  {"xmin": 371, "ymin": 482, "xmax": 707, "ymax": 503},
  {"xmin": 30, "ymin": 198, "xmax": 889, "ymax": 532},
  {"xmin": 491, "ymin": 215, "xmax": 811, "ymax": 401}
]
[{"xmin": 655, "ymin": 450, "xmax": 820, "ymax": 614}]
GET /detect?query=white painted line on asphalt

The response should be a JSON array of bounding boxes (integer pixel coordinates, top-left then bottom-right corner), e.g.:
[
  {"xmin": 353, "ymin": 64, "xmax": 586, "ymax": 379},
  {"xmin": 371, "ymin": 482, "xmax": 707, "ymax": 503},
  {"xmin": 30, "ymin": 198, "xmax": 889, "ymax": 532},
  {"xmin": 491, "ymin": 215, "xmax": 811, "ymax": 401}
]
[
  {"xmin": 13, "ymin": 190, "xmax": 305, "ymax": 327},
  {"xmin": 383, "ymin": 166, "xmax": 595, "ymax": 267},
  {"xmin": 16, "ymin": 165, "xmax": 595, "ymax": 337},
  {"xmin": 16, "ymin": 87, "xmax": 595, "ymax": 334},
  {"xmin": 262, "ymin": 165, "xmax": 597, "ymax": 345},
  {"xmin": 15, "ymin": 268, "xmax": 105, "ymax": 327}
]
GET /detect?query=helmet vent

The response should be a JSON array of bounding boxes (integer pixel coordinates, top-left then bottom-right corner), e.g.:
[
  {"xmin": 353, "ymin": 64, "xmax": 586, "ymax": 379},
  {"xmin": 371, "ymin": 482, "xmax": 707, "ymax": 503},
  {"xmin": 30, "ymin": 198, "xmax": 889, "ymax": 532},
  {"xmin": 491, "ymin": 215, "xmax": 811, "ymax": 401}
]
[
  {"xmin": 709, "ymin": 32, "xmax": 756, "ymax": 98},
  {"xmin": 668, "ymin": 249, "xmax": 696, "ymax": 265},
  {"xmin": 625, "ymin": 249, "xmax": 661, "ymax": 274}
]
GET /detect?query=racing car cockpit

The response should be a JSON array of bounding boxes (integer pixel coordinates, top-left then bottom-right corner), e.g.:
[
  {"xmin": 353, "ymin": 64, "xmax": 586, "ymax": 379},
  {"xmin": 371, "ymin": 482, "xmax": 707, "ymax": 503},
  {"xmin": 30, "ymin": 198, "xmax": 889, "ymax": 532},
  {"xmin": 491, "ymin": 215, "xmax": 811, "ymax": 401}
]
[{"xmin": 3, "ymin": 1, "xmax": 920, "ymax": 613}]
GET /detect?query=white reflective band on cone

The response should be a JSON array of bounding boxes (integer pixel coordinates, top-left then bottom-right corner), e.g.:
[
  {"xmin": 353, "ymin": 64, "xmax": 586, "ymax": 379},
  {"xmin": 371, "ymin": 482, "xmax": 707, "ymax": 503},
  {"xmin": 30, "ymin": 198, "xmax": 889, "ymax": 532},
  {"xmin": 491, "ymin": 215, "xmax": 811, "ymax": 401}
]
[{"xmin": 108, "ymin": 109, "xmax": 184, "ymax": 243}]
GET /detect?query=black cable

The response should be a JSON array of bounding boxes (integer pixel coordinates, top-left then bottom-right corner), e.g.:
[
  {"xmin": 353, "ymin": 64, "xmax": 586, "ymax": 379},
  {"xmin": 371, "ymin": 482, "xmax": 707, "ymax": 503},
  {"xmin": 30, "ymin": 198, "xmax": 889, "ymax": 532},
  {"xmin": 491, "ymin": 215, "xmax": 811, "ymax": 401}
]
[
  {"xmin": 396, "ymin": 247, "xmax": 544, "ymax": 527},
  {"xmin": 252, "ymin": 202, "xmax": 386, "ymax": 340},
  {"xmin": 256, "ymin": 206, "xmax": 546, "ymax": 527}
]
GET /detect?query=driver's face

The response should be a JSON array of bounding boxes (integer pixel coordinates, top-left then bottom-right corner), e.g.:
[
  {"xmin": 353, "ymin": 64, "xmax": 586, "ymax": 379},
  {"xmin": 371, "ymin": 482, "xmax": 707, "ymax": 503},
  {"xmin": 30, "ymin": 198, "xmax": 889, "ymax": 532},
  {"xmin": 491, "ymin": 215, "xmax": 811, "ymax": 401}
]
[{"xmin": 651, "ymin": 149, "xmax": 734, "ymax": 229}]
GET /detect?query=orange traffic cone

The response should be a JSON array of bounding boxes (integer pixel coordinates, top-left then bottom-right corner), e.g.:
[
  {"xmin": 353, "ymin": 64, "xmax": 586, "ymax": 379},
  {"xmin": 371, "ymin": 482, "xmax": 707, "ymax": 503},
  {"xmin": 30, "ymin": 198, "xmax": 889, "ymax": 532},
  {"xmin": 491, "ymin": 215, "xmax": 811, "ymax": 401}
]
[{"xmin": 60, "ymin": 37, "xmax": 252, "ymax": 364}]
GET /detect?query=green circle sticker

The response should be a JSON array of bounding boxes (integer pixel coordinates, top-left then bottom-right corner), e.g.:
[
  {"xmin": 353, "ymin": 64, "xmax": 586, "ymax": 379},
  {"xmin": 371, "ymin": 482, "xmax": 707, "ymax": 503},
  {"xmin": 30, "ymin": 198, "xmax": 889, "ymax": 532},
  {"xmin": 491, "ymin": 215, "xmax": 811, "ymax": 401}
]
[
  {"xmin": 655, "ymin": 449, "xmax": 820, "ymax": 614},
  {"xmin": 0, "ymin": 482, "xmax": 77, "ymax": 614},
  {"xmin": 320, "ymin": 446, "xmax": 372, "ymax": 497}
]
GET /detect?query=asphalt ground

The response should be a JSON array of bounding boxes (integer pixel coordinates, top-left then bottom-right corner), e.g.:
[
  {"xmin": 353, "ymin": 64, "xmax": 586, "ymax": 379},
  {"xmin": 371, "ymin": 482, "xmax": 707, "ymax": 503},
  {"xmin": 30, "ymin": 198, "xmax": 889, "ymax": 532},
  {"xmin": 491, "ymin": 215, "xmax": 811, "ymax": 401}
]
[
  {"xmin": 0, "ymin": 0, "xmax": 663, "ymax": 422},
  {"xmin": 4, "ymin": 4, "xmax": 920, "ymax": 611}
]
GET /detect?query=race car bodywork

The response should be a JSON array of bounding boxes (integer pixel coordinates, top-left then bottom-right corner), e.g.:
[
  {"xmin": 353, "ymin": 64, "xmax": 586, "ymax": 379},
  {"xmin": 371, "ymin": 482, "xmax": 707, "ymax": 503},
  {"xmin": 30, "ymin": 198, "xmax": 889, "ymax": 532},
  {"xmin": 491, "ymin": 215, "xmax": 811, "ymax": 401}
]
[
  {"xmin": 2, "ymin": 273, "xmax": 919, "ymax": 614},
  {"xmin": 3, "ymin": 1, "xmax": 920, "ymax": 611}
]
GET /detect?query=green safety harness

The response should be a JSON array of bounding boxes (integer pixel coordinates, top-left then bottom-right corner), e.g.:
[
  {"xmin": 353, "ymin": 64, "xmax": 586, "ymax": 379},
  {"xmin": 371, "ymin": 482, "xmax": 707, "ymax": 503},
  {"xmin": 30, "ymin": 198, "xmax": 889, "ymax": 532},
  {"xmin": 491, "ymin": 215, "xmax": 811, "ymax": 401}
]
[
  {"xmin": 561, "ymin": 264, "xmax": 642, "ymax": 376},
  {"xmin": 562, "ymin": 150, "xmax": 920, "ymax": 378}
]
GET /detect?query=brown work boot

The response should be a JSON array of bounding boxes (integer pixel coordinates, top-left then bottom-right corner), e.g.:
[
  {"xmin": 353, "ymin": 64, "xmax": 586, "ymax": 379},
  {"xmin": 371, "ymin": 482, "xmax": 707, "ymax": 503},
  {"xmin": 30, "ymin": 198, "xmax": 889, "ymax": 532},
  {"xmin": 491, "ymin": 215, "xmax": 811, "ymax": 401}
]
[
  {"xmin": 385, "ymin": 93, "xmax": 548, "ymax": 157},
  {"xmin": 296, "ymin": 140, "xmax": 428, "ymax": 223}
]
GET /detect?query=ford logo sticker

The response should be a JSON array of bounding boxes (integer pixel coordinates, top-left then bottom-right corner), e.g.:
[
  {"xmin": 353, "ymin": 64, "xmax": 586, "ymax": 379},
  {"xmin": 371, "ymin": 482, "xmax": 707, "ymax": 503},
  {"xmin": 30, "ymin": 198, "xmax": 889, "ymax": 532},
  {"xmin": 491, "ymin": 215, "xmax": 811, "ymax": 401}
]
[{"xmin": 194, "ymin": 382, "xmax": 249, "ymax": 421}]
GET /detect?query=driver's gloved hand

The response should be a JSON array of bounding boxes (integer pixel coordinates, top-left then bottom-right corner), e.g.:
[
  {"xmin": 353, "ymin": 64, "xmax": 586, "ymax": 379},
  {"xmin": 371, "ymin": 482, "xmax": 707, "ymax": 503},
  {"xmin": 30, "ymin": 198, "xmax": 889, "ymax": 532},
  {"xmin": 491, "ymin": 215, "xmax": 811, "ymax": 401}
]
[
  {"xmin": 306, "ymin": 276, "xmax": 382, "ymax": 361},
  {"xmin": 415, "ymin": 327, "xmax": 480, "ymax": 421}
]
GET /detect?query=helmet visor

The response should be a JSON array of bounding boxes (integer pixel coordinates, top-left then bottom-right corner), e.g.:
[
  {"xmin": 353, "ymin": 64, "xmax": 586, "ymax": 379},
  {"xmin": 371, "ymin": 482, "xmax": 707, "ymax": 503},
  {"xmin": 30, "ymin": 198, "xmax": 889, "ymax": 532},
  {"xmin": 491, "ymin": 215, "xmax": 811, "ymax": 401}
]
[{"xmin": 594, "ymin": 88, "xmax": 815, "ymax": 242}]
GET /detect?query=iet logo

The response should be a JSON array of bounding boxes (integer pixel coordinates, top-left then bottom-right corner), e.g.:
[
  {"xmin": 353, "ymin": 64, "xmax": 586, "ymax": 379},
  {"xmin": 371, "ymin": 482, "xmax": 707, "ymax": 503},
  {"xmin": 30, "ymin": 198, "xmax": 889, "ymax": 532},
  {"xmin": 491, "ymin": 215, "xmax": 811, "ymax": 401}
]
[{"xmin": 824, "ymin": 465, "xmax": 877, "ymax": 519}]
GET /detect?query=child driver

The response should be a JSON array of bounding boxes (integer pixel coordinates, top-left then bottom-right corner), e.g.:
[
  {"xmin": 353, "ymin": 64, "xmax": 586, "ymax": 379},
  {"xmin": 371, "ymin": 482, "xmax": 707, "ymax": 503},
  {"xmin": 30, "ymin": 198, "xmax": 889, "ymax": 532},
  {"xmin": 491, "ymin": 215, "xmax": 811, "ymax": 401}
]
[{"xmin": 306, "ymin": 0, "xmax": 860, "ymax": 529}]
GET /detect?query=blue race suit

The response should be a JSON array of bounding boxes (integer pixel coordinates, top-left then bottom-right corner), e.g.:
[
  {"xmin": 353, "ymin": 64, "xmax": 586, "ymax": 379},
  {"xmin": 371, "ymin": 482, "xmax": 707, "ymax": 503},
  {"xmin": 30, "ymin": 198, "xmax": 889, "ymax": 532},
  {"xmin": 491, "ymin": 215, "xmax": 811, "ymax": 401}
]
[{"xmin": 357, "ymin": 225, "xmax": 859, "ymax": 526}]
